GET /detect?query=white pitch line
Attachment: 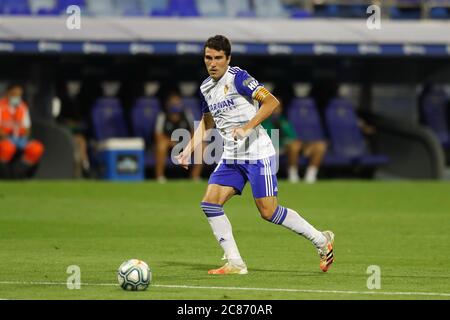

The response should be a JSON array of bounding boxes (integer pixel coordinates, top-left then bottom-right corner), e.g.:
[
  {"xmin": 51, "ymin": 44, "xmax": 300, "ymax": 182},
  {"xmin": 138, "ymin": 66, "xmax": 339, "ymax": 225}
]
[{"xmin": 0, "ymin": 281, "xmax": 449, "ymax": 297}]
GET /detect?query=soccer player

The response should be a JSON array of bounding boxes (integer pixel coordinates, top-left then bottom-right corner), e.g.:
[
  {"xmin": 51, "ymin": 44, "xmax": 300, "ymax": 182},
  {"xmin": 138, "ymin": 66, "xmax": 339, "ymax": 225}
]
[{"xmin": 175, "ymin": 35, "xmax": 334, "ymax": 275}]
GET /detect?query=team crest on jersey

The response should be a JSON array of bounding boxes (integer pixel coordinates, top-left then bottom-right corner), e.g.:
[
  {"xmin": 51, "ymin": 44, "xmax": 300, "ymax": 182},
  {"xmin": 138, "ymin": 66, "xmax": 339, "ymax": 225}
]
[{"xmin": 224, "ymin": 85, "xmax": 229, "ymax": 95}]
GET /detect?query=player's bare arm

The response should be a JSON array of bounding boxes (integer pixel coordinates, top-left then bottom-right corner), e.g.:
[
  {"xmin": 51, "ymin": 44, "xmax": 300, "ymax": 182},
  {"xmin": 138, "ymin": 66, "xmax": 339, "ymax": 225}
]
[
  {"xmin": 176, "ymin": 112, "xmax": 215, "ymax": 169},
  {"xmin": 232, "ymin": 88, "xmax": 279, "ymax": 140}
]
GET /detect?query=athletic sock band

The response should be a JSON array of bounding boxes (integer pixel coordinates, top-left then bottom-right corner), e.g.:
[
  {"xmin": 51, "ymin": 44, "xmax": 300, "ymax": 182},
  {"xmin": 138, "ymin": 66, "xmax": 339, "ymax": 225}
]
[
  {"xmin": 201, "ymin": 202, "xmax": 224, "ymax": 217},
  {"xmin": 269, "ymin": 205, "xmax": 288, "ymax": 225}
]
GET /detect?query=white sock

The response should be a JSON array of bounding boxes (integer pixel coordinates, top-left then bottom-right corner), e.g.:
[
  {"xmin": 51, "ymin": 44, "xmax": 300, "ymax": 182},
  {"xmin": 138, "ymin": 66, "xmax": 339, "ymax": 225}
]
[
  {"xmin": 288, "ymin": 166, "xmax": 299, "ymax": 183},
  {"xmin": 270, "ymin": 206, "xmax": 327, "ymax": 249},
  {"xmin": 305, "ymin": 166, "xmax": 318, "ymax": 184},
  {"xmin": 201, "ymin": 202, "xmax": 245, "ymax": 266}
]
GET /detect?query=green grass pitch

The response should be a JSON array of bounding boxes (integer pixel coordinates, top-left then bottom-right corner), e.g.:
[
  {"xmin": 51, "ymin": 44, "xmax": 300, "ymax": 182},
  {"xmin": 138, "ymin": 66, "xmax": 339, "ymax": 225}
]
[{"xmin": 0, "ymin": 180, "xmax": 449, "ymax": 300}]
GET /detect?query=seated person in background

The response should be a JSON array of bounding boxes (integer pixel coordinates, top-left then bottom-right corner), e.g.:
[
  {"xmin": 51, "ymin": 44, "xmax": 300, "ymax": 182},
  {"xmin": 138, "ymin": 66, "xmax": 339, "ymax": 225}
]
[
  {"xmin": 56, "ymin": 80, "xmax": 91, "ymax": 178},
  {"xmin": 0, "ymin": 84, "xmax": 44, "ymax": 179},
  {"xmin": 155, "ymin": 91, "xmax": 202, "ymax": 183},
  {"xmin": 262, "ymin": 99, "xmax": 327, "ymax": 184}
]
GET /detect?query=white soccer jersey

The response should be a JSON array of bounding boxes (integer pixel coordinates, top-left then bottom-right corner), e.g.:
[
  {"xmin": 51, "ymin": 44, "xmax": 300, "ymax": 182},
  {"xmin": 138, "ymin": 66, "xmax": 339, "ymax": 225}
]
[{"xmin": 199, "ymin": 66, "xmax": 276, "ymax": 160}]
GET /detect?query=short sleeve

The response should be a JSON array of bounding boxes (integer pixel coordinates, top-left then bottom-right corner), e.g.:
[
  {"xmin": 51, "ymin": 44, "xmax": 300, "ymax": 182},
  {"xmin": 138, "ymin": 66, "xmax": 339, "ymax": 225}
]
[
  {"xmin": 234, "ymin": 70, "xmax": 264, "ymax": 99},
  {"xmin": 199, "ymin": 91, "xmax": 210, "ymax": 114}
]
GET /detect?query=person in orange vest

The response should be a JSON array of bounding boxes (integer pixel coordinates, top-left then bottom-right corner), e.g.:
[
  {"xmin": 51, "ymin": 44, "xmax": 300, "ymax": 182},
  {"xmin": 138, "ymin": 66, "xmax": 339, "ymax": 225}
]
[{"xmin": 0, "ymin": 84, "xmax": 44, "ymax": 179}]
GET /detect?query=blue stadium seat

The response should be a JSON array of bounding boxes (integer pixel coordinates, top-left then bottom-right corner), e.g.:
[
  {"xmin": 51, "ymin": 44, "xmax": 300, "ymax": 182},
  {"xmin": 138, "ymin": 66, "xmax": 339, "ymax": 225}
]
[
  {"xmin": 325, "ymin": 98, "xmax": 389, "ymax": 167},
  {"xmin": 287, "ymin": 97, "xmax": 351, "ymax": 166},
  {"xmin": 58, "ymin": 0, "xmax": 86, "ymax": 11},
  {"xmin": 91, "ymin": 98, "xmax": 129, "ymax": 140},
  {"xmin": 1, "ymin": 0, "xmax": 31, "ymax": 15},
  {"xmin": 174, "ymin": 0, "xmax": 199, "ymax": 17},
  {"xmin": 421, "ymin": 87, "xmax": 450, "ymax": 148},
  {"xmin": 430, "ymin": 7, "xmax": 450, "ymax": 19},
  {"xmin": 130, "ymin": 97, "xmax": 161, "ymax": 144},
  {"xmin": 287, "ymin": 98, "xmax": 325, "ymax": 142},
  {"xmin": 130, "ymin": 98, "xmax": 161, "ymax": 167},
  {"xmin": 149, "ymin": 0, "xmax": 198, "ymax": 16},
  {"xmin": 182, "ymin": 97, "xmax": 202, "ymax": 122}
]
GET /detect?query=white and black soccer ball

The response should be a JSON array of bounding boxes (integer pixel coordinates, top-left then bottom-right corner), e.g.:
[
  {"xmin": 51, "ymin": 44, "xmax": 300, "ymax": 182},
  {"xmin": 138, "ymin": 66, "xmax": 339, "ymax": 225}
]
[{"xmin": 117, "ymin": 259, "xmax": 151, "ymax": 291}]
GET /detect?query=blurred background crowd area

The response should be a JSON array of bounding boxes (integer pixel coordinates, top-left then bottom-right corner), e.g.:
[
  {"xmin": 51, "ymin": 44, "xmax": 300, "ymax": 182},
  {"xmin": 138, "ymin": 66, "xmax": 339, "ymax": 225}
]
[
  {"xmin": 0, "ymin": 0, "xmax": 450, "ymax": 20},
  {"xmin": 0, "ymin": 0, "xmax": 449, "ymax": 181}
]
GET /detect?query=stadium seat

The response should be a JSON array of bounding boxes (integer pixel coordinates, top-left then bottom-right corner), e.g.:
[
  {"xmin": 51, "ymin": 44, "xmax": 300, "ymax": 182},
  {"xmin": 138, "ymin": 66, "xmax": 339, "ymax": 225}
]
[
  {"xmin": 253, "ymin": 0, "xmax": 287, "ymax": 18},
  {"xmin": 181, "ymin": 97, "xmax": 202, "ymax": 122},
  {"xmin": 91, "ymin": 98, "xmax": 129, "ymax": 140},
  {"xmin": 287, "ymin": 97, "xmax": 351, "ymax": 166},
  {"xmin": 29, "ymin": 0, "xmax": 56, "ymax": 15},
  {"xmin": 0, "ymin": 0, "xmax": 31, "ymax": 15},
  {"xmin": 143, "ymin": 0, "xmax": 168, "ymax": 14},
  {"xmin": 224, "ymin": 0, "xmax": 255, "ymax": 17},
  {"xmin": 130, "ymin": 98, "xmax": 161, "ymax": 167},
  {"xmin": 325, "ymin": 98, "xmax": 389, "ymax": 167},
  {"xmin": 390, "ymin": 0, "xmax": 422, "ymax": 19},
  {"xmin": 116, "ymin": 0, "xmax": 145, "ymax": 16},
  {"xmin": 130, "ymin": 97, "xmax": 161, "ymax": 145},
  {"xmin": 420, "ymin": 87, "xmax": 450, "ymax": 148},
  {"xmin": 86, "ymin": 0, "xmax": 117, "ymax": 16},
  {"xmin": 429, "ymin": 7, "xmax": 450, "ymax": 19},
  {"xmin": 58, "ymin": 0, "xmax": 86, "ymax": 11},
  {"xmin": 196, "ymin": 0, "xmax": 226, "ymax": 17}
]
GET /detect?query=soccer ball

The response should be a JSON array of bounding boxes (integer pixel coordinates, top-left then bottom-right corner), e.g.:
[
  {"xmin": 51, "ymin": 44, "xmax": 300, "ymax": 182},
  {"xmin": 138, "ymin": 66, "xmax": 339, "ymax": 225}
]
[{"xmin": 117, "ymin": 259, "xmax": 151, "ymax": 291}]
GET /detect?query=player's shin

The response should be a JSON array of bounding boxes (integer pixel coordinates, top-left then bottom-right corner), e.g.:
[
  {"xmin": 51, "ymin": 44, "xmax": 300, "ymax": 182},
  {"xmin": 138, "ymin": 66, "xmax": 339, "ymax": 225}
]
[
  {"xmin": 200, "ymin": 202, "xmax": 245, "ymax": 266},
  {"xmin": 268, "ymin": 205, "xmax": 327, "ymax": 249}
]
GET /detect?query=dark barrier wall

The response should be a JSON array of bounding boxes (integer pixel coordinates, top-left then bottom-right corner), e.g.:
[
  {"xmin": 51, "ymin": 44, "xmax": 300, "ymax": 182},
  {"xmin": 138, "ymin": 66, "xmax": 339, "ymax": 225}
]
[{"xmin": 31, "ymin": 118, "xmax": 75, "ymax": 179}]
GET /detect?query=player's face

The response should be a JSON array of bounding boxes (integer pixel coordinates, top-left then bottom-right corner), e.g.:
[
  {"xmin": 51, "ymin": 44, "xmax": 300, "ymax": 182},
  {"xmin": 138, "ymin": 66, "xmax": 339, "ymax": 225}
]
[{"xmin": 204, "ymin": 47, "xmax": 230, "ymax": 81}]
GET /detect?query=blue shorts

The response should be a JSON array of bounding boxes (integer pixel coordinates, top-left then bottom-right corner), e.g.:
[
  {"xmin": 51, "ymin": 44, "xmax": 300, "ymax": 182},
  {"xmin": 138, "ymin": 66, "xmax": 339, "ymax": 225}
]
[{"xmin": 208, "ymin": 156, "xmax": 278, "ymax": 199}]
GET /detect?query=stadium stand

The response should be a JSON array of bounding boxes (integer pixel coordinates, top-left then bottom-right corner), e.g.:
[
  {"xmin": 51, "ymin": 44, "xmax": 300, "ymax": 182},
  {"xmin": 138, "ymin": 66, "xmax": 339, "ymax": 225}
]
[{"xmin": 0, "ymin": 0, "xmax": 449, "ymax": 19}]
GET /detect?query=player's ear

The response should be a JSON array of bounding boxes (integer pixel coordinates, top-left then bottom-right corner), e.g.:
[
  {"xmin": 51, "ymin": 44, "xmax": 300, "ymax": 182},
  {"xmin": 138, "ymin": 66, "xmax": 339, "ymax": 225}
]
[{"xmin": 227, "ymin": 55, "xmax": 231, "ymax": 64}]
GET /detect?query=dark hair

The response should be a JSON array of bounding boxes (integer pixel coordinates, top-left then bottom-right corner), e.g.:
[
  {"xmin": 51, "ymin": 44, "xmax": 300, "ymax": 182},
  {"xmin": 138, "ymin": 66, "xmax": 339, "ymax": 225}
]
[
  {"xmin": 204, "ymin": 35, "xmax": 231, "ymax": 57},
  {"xmin": 6, "ymin": 83, "xmax": 23, "ymax": 92}
]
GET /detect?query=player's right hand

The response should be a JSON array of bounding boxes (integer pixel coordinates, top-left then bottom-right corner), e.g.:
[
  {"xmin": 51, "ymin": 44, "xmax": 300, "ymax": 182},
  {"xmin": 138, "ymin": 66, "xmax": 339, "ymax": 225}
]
[{"xmin": 175, "ymin": 153, "xmax": 189, "ymax": 170}]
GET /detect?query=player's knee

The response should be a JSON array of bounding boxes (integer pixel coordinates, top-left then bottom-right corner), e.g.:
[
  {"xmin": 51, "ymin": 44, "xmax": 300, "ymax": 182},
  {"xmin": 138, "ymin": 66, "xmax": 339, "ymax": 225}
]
[
  {"xmin": 23, "ymin": 141, "xmax": 44, "ymax": 165},
  {"xmin": 0, "ymin": 140, "xmax": 17, "ymax": 163},
  {"xmin": 314, "ymin": 142, "xmax": 327, "ymax": 155},
  {"xmin": 257, "ymin": 203, "xmax": 278, "ymax": 220},
  {"xmin": 291, "ymin": 140, "xmax": 302, "ymax": 152}
]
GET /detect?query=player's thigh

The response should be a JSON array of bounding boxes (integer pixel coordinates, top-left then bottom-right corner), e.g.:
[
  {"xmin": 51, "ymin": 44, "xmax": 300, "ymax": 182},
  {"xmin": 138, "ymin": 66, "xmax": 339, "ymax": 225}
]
[
  {"xmin": 254, "ymin": 196, "xmax": 278, "ymax": 220},
  {"xmin": 202, "ymin": 184, "xmax": 236, "ymax": 205}
]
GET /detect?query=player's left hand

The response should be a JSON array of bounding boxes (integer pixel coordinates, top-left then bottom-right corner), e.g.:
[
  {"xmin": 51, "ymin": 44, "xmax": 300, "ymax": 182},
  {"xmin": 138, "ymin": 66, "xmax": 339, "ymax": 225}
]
[{"xmin": 232, "ymin": 127, "xmax": 251, "ymax": 141}]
